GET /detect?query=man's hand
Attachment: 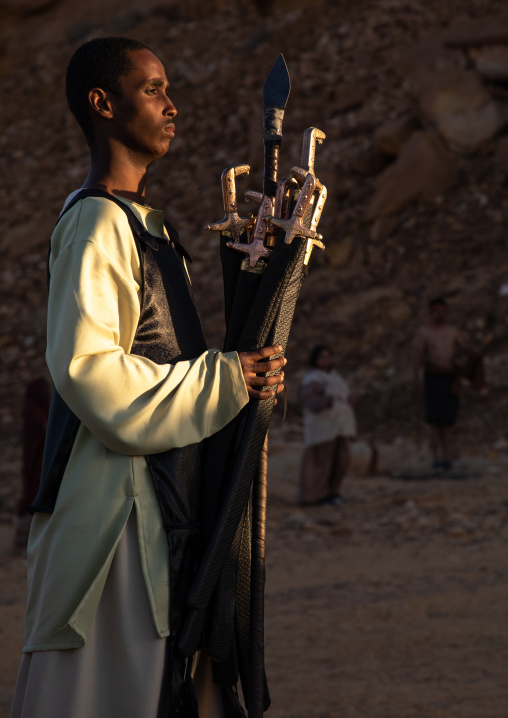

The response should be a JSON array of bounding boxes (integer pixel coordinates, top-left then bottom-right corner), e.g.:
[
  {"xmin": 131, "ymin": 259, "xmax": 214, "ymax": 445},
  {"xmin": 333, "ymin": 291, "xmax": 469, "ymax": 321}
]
[{"xmin": 238, "ymin": 345, "xmax": 286, "ymax": 400}]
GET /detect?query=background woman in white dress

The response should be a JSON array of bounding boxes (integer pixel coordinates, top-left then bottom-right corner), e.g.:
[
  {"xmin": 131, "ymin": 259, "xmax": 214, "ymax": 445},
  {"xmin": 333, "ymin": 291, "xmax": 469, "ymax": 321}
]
[{"xmin": 299, "ymin": 345, "xmax": 357, "ymax": 506}]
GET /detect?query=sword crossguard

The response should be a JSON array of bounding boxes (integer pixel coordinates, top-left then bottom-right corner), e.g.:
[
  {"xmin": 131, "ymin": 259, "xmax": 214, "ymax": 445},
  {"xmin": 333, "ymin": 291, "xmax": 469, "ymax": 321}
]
[
  {"xmin": 244, "ymin": 190, "xmax": 263, "ymax": 205},
  {"xmin": 310, "ymin": 184, "xmax": 328, "ymax": 232},
  {"xmin": 301, "ymin": 127, "xmax": 326, "ymax": 176},
  {"xmin": 280, "ymin": 165, "xmax": 328, "ymax": 258},
  {"xmin": 274, "ymin": 176, "xmax": 299, "ymax": 221},
  {"xmin": 290, "ymin": 165, "xmax": 323, "ymax": 190},
  {"xmin": 204, "ymin": 165, "xmax": 255, "ymax": 242},
  {"xmin": 268, "ymin": 173, "xmax": 318, "ymax": 244},
  {"xmin": 306, "ymin": 178, "xmax": 328, "ymax": 266},
  {"xmin": 304, "ymin": 236, "xmax": 325, "ymax": 266},
  {"xmin": 227, "ymin": 195, "xmax": 274, "ymax": 267}
]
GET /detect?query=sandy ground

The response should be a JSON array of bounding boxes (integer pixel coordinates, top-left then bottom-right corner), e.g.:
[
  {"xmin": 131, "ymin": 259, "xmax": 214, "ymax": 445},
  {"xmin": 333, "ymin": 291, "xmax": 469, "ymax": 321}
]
[{"xmin": 1, "ymin": 441, "xmax": 507, "ymax": 718}]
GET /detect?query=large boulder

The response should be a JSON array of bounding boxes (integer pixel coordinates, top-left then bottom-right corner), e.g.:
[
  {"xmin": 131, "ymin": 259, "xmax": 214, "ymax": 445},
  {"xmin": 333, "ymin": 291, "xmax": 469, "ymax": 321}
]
[
  {"xmin": 495, "ymin": 134, "xmax": 508, "ymax": 173},
  {"xmin": 369, "ymin": 216, "xmax": 397, "ymax": 242},
  {"xmin": 0, "ymin": 0, "xmax": 61, "ymax": 13},
  {"xmin": 351, "ymin": 143, "xmax": 390, "ymax": 176},
  {"xmin": 350, "ymin": 441, "xmax": 377, "ymax": 477},
  {"xmin": 419, "ymin": 67, "xmax": 504, "ymax": 153},
  {"xmin": 332, "ymin": 84, "xmax": 367, "ymax": 114},
  {"xmin": 366, "ymin": 131, "xmax": 457, "ymax": 220},
  {"xmin": 395, "ymin": 34, "xmax": 459, "ymax": 82},
  {"xmin": 443, "ymin": 11, "xmax": 508, "ymax": 49},
  {"xmin": 373, "ymin": 115, "xmax": 420, "ymax": 156},
  {"xmin": 326, "ymin": 237, "xmax": 355, "ymax": 268},
  {"xmin": 467, "ymin": 45, "xmax": 508, "ymax": 82}
]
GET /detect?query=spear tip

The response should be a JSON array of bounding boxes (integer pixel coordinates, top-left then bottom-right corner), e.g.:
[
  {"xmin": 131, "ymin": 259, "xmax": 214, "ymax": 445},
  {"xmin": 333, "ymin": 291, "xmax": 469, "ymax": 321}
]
[{"xmin": 262, "ymin": 53, "xmax": 291, "ymax": 109}]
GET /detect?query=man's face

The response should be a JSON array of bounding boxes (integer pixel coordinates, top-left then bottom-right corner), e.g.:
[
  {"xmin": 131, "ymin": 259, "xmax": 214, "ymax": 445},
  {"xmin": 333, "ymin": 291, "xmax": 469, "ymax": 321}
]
[
  {"xmin": 429, "ymin": 303, "xmax": 448, "ymax": 325},
  {"xmin": 316, "ymin": 349, "xmax": 333, "ymax": 372},
  {"xmin": 109, "ymin": 49, "xmax": 177, "ymax": 162}
]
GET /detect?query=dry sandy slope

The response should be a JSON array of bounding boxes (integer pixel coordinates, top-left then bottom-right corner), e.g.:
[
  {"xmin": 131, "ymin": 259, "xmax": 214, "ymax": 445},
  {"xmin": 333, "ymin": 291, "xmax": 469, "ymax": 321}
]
[
  {"xmin": 264, "ymin": 442, "xmax": 508, "ymax": 718},
  {"xmin": 1, "ymin": 440, "xmax": 507, "ymax": 718}
]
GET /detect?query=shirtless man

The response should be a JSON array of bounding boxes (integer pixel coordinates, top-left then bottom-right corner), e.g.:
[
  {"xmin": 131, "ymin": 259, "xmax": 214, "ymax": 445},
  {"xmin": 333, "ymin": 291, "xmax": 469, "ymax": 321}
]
[{"xmin": 413, "ymin": 297, "xmax": 468, "ymax": 471}]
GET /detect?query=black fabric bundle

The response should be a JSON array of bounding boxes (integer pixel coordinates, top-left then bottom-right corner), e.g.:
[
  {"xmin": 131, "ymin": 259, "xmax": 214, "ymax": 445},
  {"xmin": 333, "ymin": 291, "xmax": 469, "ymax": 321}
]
[{"xmin": 179, "ymin": 231, "xmax": 309, "ymax": 715}]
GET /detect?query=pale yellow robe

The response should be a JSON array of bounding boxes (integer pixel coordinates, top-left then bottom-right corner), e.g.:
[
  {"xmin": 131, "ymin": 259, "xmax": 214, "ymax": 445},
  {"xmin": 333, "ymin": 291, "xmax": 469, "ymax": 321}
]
[{"xmin": 22, "ymin": 194, "xmax": 249, "ymax": 652}]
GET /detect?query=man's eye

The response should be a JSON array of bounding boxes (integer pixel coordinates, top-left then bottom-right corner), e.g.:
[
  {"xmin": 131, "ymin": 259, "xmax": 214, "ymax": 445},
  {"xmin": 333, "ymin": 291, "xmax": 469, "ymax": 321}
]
[{"xmin": 147, "ymin": 87, "xmax": 158, "ymax": 95}]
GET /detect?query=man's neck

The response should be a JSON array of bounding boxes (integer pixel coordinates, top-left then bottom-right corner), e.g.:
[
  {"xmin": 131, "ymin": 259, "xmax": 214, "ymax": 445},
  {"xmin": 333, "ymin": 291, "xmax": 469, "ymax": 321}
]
[{"xmin": 84, "ymin": 144, "xmax": 151, "ymax": 205}]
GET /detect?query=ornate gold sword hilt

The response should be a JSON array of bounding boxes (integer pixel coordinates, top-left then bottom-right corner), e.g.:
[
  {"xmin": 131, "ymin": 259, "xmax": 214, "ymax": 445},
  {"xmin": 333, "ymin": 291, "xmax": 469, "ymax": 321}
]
[
  {"xmin": 268, "ymin": 170, "xmax": 322, "ymax": 246},
  {"xmin": 244, "ymin": 190, "xmax": 263, "ymax": 206},
  {"xmin": 204, "ymin": 165, "xmax": 255, "ymax": 242},
  {"xmin": 274, "ymin": 175, "xmax": 299, "ymax": 221},
  {"xmin": 300, "ymin": 128, "xmax": 328, "ymax": 264},
  {"xmin": 291, "ymin": 166, "xmax": 327, "ymax": 238},
  {"xmin": 227, "ymin": 195, "xmax": 274, "ymax": 268},
  {"xmin": 297, "ymin": 130, "xmax": 328, "ymax": 231},
  {"xmin": 301, "ymin": 127, "xmax": 326, "ymax": 176}
]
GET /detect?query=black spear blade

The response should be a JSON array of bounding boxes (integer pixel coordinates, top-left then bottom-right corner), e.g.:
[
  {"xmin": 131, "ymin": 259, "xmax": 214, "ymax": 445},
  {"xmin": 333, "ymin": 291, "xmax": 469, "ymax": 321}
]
[
  {"xmin": 262, "ymin": 53, "xmax": 290, "ymax": 110},
  {"xmin": 262, "ymin": 54, "xmax": 291, "ymax": 198}
]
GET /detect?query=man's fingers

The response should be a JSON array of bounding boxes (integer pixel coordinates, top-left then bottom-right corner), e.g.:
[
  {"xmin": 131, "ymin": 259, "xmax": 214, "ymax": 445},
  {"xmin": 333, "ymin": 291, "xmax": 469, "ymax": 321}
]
[
  {"xmin": 239, "ymin": 345, "xmax": 284, "ymax": 365},
  {"xmin": 246, "ymin": 357, "xmax": 287, "ymax": 374},
  {"xmin": 247, "ymin": 387, "xmax": 278, "ymax": 400},
  {"xmin": 245, "ymin": 345, "xmax": 283, "ymax": 361},
  {"xmin": 247, "ymin": 373, "xmax": 284, "ymax": 387},
  {"xmin": 247, "ymin": 381, "xmax": 285, "ymax": 400},
  {"xmin": 239, "ymin": 345, "xmax": 288, "ymax": 401}
]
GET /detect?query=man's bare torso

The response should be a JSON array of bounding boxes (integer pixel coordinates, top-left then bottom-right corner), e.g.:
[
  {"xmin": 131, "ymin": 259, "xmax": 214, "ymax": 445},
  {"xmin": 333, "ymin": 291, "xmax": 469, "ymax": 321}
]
[{"xmin": 416, "ymin": 324, "xmax": 463, "ymax": 373}]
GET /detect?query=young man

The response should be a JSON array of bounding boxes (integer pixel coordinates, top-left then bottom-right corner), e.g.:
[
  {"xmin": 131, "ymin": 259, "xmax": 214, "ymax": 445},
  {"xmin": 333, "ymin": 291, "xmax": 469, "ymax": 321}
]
[
  {"xmin": 413, "ymin": 297, "xmax": 468, "ymax": 471},
  {"xmin": 11, "ymin": 37, "xmax": 285, "ymax": 718}
]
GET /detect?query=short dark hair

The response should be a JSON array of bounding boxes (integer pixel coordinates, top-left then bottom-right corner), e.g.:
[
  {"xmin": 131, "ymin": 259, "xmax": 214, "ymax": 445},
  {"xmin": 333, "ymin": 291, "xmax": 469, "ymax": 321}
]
[
  {"xmin": 308, "ymin": 345, "xmax": 332, "ymax": 367},
  {"xmin": 429, "ymin": 296, "xmax": 448, "ymax": 308},
  {"xmin": 66, "ymin": 37, "xmax": 150, "ymax": 146}
]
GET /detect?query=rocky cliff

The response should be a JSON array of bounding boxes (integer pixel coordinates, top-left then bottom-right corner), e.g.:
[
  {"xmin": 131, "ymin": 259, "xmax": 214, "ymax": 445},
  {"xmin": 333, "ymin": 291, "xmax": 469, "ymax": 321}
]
[{"xmin": 1, "ymin": 0, "xmax": 508, "ymax": 463}]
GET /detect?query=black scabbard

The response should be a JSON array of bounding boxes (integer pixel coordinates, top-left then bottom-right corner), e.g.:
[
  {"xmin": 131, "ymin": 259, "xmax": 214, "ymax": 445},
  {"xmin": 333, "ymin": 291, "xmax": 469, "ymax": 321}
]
[
  {"xmin": 179, "ymin": 238, "xmax": 307, "ymax": 657},
  {"xmin": 184, "ymin": 53, "xmax": 293, "ymax": 716}
]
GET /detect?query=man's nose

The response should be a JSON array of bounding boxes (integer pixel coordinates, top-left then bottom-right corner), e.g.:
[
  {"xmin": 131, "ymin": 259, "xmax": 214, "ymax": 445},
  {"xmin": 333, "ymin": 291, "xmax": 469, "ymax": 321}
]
[{"xmin": 164, "ymin": 97, "xmax": 177, "ymax": 118}]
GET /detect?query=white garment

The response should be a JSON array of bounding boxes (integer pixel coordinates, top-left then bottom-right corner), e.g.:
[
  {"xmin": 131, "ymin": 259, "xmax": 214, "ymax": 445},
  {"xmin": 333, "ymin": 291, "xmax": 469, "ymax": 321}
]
[
  {"xmin": 11, "ymin": 512, "xmax": 224, "ymax": 718},
  {"xmin": 302, "ymin": 368, "xmax": 357, "ymax": 447}
]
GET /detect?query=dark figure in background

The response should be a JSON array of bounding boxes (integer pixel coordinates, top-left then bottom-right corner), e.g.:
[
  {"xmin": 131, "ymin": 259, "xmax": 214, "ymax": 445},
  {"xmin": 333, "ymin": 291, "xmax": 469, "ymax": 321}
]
[
  {"xmin": 299, "ymin": 345, "xmax": 357, "ymax": 506},
  {"xmin": 13, "ymin": 377, "xmax": 50, "ymax": 553},
  {"xmin": 413, "ymin": 297, "xmax": 471, "ymax": 471}
]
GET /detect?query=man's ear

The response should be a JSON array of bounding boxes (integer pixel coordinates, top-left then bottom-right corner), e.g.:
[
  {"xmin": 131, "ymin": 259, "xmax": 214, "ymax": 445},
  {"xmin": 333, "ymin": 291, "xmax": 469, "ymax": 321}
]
[{"xmin": 88, "ymin": 88, "xmax": 114, "ymax": 119}]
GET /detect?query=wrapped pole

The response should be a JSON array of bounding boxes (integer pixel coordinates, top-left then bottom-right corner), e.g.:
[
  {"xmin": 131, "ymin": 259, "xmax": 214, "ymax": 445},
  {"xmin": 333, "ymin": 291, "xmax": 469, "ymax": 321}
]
[
  {"xmin": 249, "ymin": 432, "xmax": 268, "ymax": 717},
  {"xmin": 251, "ymin": 58, "xmax": 288, "ymax": 712}
]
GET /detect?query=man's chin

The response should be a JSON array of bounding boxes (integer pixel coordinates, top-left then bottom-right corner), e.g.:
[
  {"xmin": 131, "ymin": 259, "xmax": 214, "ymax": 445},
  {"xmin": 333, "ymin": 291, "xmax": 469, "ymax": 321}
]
[
  {"xmin": 146, "ymin": 142, "xmax": 172, "ymax": 163},
  {"xmin": 158, "ymin": 138, "xmax": 173, "ymax": 156}
]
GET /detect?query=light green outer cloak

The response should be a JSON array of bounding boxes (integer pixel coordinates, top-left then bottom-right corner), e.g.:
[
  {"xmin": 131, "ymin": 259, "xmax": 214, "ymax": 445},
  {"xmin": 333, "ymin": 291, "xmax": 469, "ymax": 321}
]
[{"xmin": 23, "ymin": 194, "xmax": 249, "ymax": 652}]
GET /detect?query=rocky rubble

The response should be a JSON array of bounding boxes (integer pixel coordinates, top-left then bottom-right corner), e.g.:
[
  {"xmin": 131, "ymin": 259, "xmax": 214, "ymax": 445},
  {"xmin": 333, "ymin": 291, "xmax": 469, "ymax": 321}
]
[
  {"xmin": 419, "ymin": 67, "xmax": 505, "ymax": 153},
  {"xmin": 366, "ymin": 130, "xmax": 457, "ymax": 219},
  {"xmin": 2, "ymin": 0, "xmax": 508, "ymax": 481}
]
